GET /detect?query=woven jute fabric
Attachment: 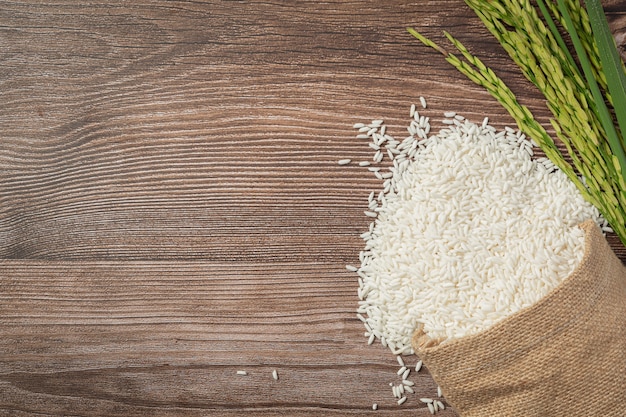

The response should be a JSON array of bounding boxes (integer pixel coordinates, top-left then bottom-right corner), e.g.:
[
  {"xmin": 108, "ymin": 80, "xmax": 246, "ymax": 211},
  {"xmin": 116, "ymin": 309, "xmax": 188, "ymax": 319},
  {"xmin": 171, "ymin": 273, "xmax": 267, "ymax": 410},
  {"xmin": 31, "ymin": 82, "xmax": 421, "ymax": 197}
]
[{"xmin": 412, "ymin": 220, "xmax": 626, "ymax": 417}]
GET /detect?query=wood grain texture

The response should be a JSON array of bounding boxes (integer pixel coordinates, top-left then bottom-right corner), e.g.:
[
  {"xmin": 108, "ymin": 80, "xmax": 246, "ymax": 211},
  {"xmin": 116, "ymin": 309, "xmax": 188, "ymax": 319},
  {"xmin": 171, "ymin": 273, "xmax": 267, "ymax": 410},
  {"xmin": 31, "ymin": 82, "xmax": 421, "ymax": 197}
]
[
  {"xmin": 1, "ymin": 1, "xmax": 625, "ymax": 416},
  {"xmin": 1, "ymin": 260, "xmax": 446, "ymax": 416}
]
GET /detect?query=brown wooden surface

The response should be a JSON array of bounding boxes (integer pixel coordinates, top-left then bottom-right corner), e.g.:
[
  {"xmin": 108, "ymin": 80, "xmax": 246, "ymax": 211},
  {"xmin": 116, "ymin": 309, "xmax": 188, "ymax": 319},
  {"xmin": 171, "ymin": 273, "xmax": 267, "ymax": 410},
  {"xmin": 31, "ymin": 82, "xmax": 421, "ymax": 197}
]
[{"xmin": 1, "ymin": 1, "xmax": 626, "ymax": 416}]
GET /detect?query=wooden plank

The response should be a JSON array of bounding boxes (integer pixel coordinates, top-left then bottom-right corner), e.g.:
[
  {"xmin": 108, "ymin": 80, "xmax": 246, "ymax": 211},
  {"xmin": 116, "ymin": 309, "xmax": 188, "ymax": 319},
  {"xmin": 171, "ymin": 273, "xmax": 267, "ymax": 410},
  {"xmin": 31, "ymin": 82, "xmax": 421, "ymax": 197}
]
[
  {"xmin": 0, "ymin": 260, "xmax": 451, "ymax": 416},
  {"xmin": 0, "ymin": 0, "xmax": 548, "ymax": 262},
  {"xmin": 3, "ymin": 0, "xmax": 624, "ymax": 260}
]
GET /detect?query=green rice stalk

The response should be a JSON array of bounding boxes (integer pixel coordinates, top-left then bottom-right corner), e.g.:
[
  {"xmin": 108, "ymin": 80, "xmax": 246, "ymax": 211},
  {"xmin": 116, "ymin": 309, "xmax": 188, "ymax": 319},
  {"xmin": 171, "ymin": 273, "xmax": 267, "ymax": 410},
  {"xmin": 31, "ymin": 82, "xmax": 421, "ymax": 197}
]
[
  {"xmin": 462, "ymin": 0, "xmax": 626, "ymax": 237},
  {"xmin": 585, "ymin": 0, "xmax": 626, "ymax": 146},
  {"xmin": 557, "ymin": 0, "xmax": 626, "ymax": 185},
  {"xmin": 535, "ymin": 0, "xmax": 581, "ymax": 82},
  {"xmin": 464, "ymin": 0, "xmax": 613, "ymax": 176},
  {"xmin": 406, "ymin": 26, "xmax": 626, "ymax": 243},
  {"xmin": 451, "ymin": 4, "xmax": 615, "ymax": 188},
  {"xmin": 407, "ymin": 28, "xmax": 586, "ymax": 197},
  {"xmin": 545, "ymin": 0, "xmax": 609, "ymax": 97}
]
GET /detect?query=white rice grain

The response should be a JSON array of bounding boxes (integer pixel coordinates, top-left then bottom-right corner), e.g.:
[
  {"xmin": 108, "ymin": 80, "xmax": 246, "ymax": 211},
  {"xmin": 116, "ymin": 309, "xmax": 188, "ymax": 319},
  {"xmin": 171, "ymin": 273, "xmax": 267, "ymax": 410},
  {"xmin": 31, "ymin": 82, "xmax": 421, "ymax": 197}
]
[
  {"xmin": 346, "ymin": 105, "xmax": 606, "ymax": 410},
  {"xmin": 349, "ymin": 113, "xmax": 603, "ymax": 349}
]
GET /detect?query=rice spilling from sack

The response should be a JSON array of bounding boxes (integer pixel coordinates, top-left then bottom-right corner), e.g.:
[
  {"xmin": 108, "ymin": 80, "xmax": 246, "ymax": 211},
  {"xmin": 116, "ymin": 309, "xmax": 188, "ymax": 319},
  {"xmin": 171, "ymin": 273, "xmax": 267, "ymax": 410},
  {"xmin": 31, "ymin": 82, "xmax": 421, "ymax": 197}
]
[{"xmin": 351, "ymin": 102, "xmax": 608, "ymax": 355}]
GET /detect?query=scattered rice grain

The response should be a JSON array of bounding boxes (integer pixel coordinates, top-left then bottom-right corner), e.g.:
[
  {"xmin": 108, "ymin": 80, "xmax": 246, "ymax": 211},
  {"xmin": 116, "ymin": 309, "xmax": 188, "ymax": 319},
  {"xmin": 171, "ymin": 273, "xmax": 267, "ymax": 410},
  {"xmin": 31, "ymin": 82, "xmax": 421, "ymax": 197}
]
[
  {"xmin": 350, "ymin": 111, "xmax": 603, "ymax": 348},
  {"xmin": 347, "ymin": 103, "xmax": 605, "ymax": 411}
]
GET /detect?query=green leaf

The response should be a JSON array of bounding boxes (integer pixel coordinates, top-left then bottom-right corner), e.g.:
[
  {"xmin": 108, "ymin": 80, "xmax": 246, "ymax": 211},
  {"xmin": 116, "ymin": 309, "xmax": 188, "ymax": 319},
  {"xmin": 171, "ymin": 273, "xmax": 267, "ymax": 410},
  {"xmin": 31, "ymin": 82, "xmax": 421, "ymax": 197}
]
[
  {"xmin": 585, "ymin": 0, "xmax": 626, "ymax": 148},
  {"xmin": 557, "ymin": 0, "xmax": 626, "ymax": 185}
]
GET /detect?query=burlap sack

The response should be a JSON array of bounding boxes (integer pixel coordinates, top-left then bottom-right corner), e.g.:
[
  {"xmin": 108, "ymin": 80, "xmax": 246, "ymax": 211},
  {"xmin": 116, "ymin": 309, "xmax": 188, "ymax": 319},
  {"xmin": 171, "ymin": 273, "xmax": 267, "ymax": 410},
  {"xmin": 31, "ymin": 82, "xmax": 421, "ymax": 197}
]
[{"xmin": 412, "ymin": 219, "xmax": 626, "ymax": 417}]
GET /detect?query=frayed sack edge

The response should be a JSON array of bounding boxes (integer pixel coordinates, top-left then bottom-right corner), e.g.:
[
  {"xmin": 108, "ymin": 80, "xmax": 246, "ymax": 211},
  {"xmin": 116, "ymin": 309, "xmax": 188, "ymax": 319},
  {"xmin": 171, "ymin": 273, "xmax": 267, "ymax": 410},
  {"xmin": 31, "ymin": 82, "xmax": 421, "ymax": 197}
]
[{"xmin": 411, "ymin": 219, "xmax": 626, "ymax": 415}]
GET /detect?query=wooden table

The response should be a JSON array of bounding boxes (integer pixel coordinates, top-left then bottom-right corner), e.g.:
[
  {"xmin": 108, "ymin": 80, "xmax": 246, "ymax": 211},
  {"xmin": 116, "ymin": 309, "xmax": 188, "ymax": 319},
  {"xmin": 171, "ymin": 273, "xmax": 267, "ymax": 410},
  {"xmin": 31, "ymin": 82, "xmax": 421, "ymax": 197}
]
[{"xmin": 2, "ymin": 1, "xmax": 626, "ymax": 415}]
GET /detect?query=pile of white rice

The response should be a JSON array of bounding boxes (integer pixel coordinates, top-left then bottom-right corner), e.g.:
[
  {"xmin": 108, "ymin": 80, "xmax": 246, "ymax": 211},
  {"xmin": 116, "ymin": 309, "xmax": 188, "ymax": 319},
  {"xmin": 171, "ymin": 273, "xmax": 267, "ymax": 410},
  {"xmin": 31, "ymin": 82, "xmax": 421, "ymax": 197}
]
[{"xmin": 346, "ymin": 100, "xmax": 608, "ymax": 355}]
